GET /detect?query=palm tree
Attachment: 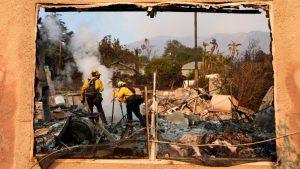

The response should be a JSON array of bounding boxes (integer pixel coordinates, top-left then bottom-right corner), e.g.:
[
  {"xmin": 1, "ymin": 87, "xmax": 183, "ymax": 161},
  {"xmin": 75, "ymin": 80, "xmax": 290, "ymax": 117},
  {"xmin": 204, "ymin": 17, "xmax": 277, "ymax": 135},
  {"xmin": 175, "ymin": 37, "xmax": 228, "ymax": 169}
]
[
  {"xmin": 228, "ymin": 41, "xmax": 242, "ymax": 59},
  {"xmin": 141, "ymin": 38, "xmax": 154, "ymax": 58},
  {"xmin": 202, "ymin": 42, "xmax": 208, "ymax": 52},
  {"xmin": 210, "ymin": 38, "xmax": 218, "ymax": 55},
  {"xmin": 202, "ymin": 42, "xmax": 209, "ymax": 73}
]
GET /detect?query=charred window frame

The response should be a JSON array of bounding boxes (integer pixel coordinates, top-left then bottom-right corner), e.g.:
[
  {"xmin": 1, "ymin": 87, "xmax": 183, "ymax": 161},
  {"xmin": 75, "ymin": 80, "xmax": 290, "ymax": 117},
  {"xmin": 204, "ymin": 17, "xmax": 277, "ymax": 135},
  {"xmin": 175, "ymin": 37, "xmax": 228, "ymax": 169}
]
[{"xmin": 35, "ymin": 2, "xmax": 274, "ymax": 168}]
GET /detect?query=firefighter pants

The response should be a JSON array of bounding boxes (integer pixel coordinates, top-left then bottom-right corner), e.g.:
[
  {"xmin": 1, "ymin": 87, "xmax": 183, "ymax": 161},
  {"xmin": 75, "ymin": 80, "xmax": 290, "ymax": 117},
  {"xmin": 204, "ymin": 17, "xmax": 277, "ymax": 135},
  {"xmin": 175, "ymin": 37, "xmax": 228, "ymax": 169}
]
[
  {"xmin": 87, "ymin": 95, "xmax": 107, "ymax": 124},
  {"xmin": 126, "ymin": 100, "xmax": 145, "ymax": 126}
]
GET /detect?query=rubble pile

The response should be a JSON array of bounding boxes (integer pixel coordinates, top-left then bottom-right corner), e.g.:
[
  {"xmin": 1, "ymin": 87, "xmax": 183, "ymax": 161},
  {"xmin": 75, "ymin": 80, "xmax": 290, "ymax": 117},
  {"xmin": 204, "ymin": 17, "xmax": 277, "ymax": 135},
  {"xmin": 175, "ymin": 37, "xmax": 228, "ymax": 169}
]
[
  {"xmin": 254, "ymin": 86, "xmax": 275, "ymax": 133},
  {"xmin": 156, "ymin": 88, "xmax": 254, "ymax": 122},
  {"xmin": 34, "ymin": 104, "xmax": 147, "ymax": 158},
  {"xmin": 157, "ymin": 117, "xmax": 275, "ymax": 159},
  {"xmin": 156, "ymin": 88, "xmax": 210, "ymax": 117},
  {"xmin": 156, "ymin": 86, "xmax": 276, "ymax": 159},
  {"xmin": 34, "ymin": 86, "xmax": 276, "ymax": 161},
  {"xmin": 34, "ymin": 119, "xmax": 67, "ymax": 153}
]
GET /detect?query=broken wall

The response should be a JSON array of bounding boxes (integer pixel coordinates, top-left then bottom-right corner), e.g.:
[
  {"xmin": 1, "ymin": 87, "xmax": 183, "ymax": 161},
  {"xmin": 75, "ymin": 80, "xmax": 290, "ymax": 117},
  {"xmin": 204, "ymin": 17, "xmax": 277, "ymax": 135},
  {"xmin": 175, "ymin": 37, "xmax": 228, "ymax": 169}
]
[{"xmin": 0, "ymin": 0, "xmax": 299, "ymax": 168}]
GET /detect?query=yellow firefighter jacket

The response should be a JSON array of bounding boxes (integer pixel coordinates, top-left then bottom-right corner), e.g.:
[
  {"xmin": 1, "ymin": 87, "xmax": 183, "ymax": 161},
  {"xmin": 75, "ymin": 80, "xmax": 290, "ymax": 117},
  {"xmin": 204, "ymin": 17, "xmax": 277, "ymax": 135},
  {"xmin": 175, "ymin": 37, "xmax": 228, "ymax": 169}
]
[
  {"xmin": 115, "ymin": 87, "xmax": 134, "ymax": 103},
  {"xmin": 81, "ymin": 77, "xmax": 104, "ymax": 93}
]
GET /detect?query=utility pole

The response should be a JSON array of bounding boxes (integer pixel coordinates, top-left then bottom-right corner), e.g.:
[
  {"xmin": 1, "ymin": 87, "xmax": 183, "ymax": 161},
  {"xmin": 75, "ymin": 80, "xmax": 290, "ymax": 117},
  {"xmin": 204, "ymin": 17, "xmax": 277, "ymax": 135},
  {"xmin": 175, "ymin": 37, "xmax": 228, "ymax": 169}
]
[{"xmin": 194, "ymin": 12, "xmax": 199, "ymax": 87}]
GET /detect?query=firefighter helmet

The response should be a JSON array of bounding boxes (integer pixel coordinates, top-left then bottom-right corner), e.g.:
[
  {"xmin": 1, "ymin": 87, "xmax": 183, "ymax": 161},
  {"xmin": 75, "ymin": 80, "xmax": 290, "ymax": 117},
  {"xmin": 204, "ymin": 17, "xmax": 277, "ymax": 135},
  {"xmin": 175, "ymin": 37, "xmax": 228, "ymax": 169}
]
[
  {"xmin": 117, "ymin": 81, "xmax": 126, "ymax": 87},
  {"xmin": 91, "ymin": 68, "xmax": 101, "ymax": 76}
]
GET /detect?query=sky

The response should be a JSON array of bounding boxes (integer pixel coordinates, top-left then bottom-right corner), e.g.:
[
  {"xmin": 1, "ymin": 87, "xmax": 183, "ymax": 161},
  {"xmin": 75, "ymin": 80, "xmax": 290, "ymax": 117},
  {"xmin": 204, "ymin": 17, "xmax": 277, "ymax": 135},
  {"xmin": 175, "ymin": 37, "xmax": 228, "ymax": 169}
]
[{"xmin": 39, "ymin": 7, "xmax": 270, "ymax": 44}]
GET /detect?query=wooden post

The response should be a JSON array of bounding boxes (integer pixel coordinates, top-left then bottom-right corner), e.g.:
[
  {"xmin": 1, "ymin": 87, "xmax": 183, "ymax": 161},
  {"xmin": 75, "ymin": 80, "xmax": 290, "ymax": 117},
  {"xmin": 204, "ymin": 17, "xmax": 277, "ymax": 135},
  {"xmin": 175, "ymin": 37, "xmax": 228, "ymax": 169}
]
[
  {"xmin": 111, "ymin": 94, "xmax": 115, "ymax": 123},
  {"xmin": 72, "ymin": 95, "xmax": 75, "ymax": 106},
  {"xmin": 203, "ymin": 50, "xmax": 206, "ymax": 76},
  {"xmin": 144, "ymin": 86, "xmax": 150, "ymax": 156},
  {"xmin": 193, "ymin": 99, "xmax": 198, "ymax": 114},
  {"xmin": 150, "ymin": 71, "xmax": 157, "ymax": 160}
]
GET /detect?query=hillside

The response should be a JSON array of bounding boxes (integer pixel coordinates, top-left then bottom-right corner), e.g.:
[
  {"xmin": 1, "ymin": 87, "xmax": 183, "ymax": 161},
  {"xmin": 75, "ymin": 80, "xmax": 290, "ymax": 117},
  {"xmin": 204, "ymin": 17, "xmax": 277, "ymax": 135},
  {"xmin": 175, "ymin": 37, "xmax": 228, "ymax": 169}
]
[{"xmin": 126, "ymin": 31, "xmax": 271, "ymax": 57}]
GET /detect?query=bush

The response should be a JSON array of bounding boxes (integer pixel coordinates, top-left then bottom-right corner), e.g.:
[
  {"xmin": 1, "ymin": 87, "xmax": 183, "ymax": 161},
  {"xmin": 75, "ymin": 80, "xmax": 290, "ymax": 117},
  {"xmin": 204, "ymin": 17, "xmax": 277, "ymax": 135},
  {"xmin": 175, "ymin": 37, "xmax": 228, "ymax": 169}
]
[
  {"xmin": 220, "ymin": 53, "xmax": 273, "ymax": 111},
  {"xmin": 145, "ymin": 58, "xmax": 183, "ymax": 89},
  {"xmin": 187, "ymin": 70, "xmax": 208, "ymax": 88}
]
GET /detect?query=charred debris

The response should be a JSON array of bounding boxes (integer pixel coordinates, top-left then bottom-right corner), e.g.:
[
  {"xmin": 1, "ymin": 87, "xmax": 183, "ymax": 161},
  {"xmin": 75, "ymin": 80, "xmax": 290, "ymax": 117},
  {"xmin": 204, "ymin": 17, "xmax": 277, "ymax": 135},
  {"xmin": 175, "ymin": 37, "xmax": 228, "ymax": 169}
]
[{"xmin": 34, "ymin": 84, "xmax": 275, "ymax": 164}]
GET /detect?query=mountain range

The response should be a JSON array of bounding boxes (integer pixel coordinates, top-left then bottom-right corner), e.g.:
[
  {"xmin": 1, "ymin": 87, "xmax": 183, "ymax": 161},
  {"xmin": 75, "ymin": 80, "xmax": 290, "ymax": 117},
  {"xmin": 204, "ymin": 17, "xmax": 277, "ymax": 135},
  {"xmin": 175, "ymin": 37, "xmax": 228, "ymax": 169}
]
[{"xmin": 125, "ymin": 31, "xmax": 271, "ymax": 57}]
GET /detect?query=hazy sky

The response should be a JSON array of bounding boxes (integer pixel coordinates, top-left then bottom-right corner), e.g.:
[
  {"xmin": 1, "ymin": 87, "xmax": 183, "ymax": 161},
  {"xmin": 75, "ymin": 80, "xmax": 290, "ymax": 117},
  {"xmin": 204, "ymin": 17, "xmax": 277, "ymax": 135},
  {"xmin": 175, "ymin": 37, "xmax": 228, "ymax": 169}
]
[{"xmin": 39, "ymin": 8, "xmax": 270, "ymax": 44}]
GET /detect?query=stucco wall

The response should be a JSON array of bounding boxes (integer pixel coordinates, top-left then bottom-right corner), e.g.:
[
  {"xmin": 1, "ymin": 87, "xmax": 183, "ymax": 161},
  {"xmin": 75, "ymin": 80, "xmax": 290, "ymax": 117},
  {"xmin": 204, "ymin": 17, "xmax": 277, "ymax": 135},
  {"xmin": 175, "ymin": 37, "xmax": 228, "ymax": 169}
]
[{"xmin": 0, "ymin": 0, "xmax": 299, "ymax": 168}]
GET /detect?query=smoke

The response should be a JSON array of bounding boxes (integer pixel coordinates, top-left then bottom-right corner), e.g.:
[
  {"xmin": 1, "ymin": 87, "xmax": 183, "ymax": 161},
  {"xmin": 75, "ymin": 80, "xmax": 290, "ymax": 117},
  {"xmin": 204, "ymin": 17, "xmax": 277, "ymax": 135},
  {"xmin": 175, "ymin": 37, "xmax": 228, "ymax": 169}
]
[
  {"xmin": 41, "ymin": 14, "xmax": 123, "ymax": 121},
  {"xmin": 43, "ymin": 15, "xmax": 62, "ymax": 42},
  {"xmin": 70, "ymin": 26, "xmax": 122, "ymax": 120},
  {"xmin": 53, "ymin": 62, "xmax": 76, "ymax": 88},
  {"xmin": 42, "ymin": 14, "xmax": 75, "ymax": 88}
]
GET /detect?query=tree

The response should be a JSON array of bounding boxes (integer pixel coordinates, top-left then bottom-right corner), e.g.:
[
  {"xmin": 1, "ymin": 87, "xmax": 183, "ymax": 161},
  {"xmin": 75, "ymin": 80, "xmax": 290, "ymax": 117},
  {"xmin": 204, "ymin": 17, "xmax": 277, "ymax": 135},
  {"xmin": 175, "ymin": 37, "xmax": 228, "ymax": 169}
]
[
  {"xmin": 187, "ymin": 70, "xmax": 207, "ymax": 88},
  {"xmin": 244, "ymin": 39, "xmax": 261, "ymax": 61},
  {"xmin": 162, "ymin": 40, "xmax": 203, "ymax": 65},
  {"xmin": 210, "ymin": 38, "xmax": 218, "ymax": 55},
  {"xmin": 228, "ymin": 41, "xmax": 242, "ymax": 59},
  {"xmin": 145, "ymin": 58, "xmax": 183, "ymax": 89},
  {"xmin": 199, "ymin": 42, "xmax": 210, "ymax": 75},
  {"xmin": 134, "ymin": 48, "xmax": 142, "ymax": 57},
  {"xmin": 98, "ymin": 35, "xmax": 138, "ymax": 67},
  {"xmin": 38, "ymin": 14, "xmax": 75, "ymax": 80},
  {"xmin": 202, "ymin": 42, "xmax": 208, "ymax": 52},
  {"xmin": 141, "ymin": 38, "xmax": 156, "ymax": 58},
  {"xmin": 219, "ymin": 40, "xmax": 273, "ymax": 111}
]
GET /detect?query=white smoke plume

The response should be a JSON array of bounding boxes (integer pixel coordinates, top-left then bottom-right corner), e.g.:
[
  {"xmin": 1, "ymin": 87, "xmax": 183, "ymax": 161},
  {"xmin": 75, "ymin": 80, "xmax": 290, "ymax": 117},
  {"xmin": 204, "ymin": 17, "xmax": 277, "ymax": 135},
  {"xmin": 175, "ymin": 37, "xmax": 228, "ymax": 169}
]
[
  {"xmin": 43, "ymin": 15, "xmax": 62, "ymax": 42},
  {"xmin": 41, "ymin": 14, "xmax": 123, "ymax": 121},
  {"xmin": 41, "ymin": 14, "xmax": 75, "ymax": 88},
  {"xmin": 70, "ymin": 26, "xmax": 122, "ymax": 121},
  {"xmin": 53, "ymin": 62, "xmax": 76, "ymax": 88}
]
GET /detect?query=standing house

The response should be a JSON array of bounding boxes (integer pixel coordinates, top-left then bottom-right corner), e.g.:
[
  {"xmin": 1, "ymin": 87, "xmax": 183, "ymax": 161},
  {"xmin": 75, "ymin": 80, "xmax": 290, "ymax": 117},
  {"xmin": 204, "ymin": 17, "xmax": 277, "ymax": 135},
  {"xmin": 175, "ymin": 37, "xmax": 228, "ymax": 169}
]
[
  {"xmin": 182, "ymin": 62, "xmax": 203, "ymax": 88},
  {"xmin": 181, "ymin": 61, "xmax": 203, "ymax": 77}
]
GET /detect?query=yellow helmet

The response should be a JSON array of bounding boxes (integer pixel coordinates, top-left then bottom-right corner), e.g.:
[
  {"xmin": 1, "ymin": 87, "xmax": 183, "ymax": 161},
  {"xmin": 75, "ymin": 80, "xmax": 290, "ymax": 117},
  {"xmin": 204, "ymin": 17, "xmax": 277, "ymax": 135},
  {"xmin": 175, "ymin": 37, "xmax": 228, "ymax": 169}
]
[
  {"xmin": 91, "ymin": 68, "xmax": 101, "ymax": 76},
  {"xmin": 117, "ymin": 81, "xmax": 126, "ymax": 87}
]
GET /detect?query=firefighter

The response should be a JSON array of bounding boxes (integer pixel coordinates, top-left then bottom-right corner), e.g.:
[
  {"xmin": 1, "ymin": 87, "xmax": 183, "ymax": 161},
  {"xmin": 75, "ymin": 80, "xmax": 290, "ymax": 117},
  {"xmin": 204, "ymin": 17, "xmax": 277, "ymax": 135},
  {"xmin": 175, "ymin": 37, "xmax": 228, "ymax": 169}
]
[
  {"xmin": 81, "ymin": 69, "xmax": 107, "ymax": 124},
  {"xmin": 115, "ymin": 81, "xmax": 145, "ymax": 127}
]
